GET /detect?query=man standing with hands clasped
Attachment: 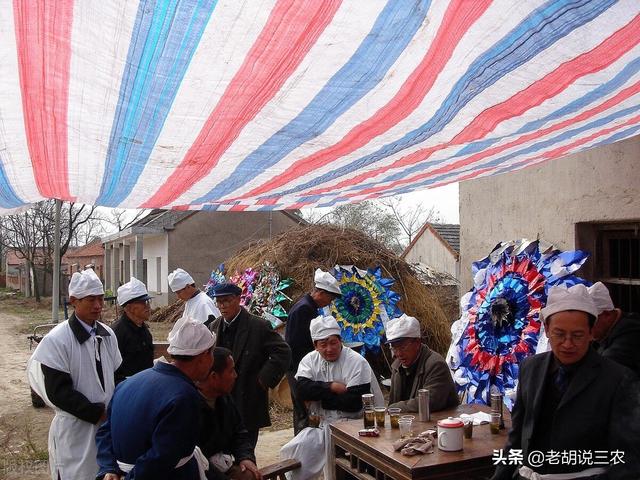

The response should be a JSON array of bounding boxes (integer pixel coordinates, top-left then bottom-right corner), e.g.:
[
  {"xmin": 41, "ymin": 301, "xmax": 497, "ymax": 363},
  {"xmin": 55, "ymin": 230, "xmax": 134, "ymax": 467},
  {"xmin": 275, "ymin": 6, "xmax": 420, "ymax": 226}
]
[{"xmin": 112, "ymin": 277, "xmax": 154, "ymax": 384}]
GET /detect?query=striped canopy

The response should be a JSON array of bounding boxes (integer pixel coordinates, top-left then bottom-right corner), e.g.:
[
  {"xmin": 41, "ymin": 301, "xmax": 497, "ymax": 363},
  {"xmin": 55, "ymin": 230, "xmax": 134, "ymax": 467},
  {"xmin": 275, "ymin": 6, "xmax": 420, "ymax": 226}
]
[{"xmin": 1, "ymin": 0, "xmax": 639, "ymax": 213}]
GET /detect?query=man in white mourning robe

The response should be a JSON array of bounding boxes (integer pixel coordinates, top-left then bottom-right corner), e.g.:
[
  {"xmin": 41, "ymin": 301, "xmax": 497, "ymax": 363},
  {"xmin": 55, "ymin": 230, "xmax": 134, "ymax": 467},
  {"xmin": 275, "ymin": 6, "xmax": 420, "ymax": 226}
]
[
  {"xmin": 280, "ymin": 315, "xmax": 383, "ymax": 480},
  {"xmin": 169, "ymin": 268, "xmax": 220, "ymax": 326},
  {"xmin": 28, "ymin": 269, "xmax": 121, "ymax": 480}
]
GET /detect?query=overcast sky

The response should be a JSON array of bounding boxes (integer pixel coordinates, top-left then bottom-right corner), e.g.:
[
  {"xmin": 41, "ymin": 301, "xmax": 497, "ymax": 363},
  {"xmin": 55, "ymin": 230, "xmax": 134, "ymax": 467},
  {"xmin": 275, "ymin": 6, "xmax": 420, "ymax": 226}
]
[{"xmin": 399, "ymin": 182, "xmax": 459, "ymax": 223}]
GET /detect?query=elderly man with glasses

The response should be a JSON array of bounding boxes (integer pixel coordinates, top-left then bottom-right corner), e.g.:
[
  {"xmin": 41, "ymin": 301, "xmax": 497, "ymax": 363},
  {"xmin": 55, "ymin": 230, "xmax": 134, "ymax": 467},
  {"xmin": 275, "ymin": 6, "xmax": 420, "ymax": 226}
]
[
  {"xmin": 492, "ymin": 284, "xmax": 639, "ymax": 480},
  {"xmin": 386, "ymin": 314, "xmax": 458, "ymax": 413},
  {"xmin": 112, "ymin": 277, "xmax": 155, "ymax": 384}
]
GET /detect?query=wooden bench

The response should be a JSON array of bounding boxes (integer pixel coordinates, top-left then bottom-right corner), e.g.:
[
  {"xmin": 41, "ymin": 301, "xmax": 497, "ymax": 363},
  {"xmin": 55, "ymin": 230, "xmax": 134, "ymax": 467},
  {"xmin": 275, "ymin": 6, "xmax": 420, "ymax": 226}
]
[{"xmin": 259, "ymin": 459, "xmax": 301, "ymax": 480}]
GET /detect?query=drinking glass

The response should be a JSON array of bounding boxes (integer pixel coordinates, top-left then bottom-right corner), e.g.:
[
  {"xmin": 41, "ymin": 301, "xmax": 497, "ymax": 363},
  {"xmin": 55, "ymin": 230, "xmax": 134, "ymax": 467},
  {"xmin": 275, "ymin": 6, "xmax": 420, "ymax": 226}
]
[
  {"xmin": 490, "ymin": 413, "xmax": 501, "ymax": 434},
  {"xmin": 388, "ymin": 408, "xmax": 401, "ymax": 429},
  {"xmin": 374, "ymin": 407, "xmax": 386, "ymax": 428},
  {"xmin": 463, "ymin": 418, "xmax": 473, "ymax": 439},
  {"xmin": 399, "ymin": 418, "xmax": 413, "ymax": 439}
]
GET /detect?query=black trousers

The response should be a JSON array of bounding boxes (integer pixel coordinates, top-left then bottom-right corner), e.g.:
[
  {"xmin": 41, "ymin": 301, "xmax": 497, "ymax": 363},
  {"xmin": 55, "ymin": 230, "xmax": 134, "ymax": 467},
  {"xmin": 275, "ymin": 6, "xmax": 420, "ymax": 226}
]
[{"xmin": 286, "ymin": 371, "xmax": 309, "ymax": 435}]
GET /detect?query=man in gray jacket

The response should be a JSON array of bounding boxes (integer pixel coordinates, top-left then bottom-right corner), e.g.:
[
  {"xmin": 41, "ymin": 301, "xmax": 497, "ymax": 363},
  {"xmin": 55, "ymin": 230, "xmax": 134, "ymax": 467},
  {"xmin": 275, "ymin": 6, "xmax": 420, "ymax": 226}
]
[{"xmin": 387, "ymin": 314, "xmax": 458, "ymax": 412}]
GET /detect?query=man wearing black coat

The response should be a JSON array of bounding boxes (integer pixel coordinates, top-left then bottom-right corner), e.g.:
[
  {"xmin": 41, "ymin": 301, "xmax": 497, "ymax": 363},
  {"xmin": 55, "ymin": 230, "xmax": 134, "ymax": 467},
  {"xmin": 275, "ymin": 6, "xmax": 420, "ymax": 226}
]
[
  {"xmin": 285, "ymin": 268, "xmax": 342, "ymax": 433},
  {"xmin": 199, "ymin": 348, "xmax": 261, "ymax": 480},
  {"xmin": 112, "ymin": 277, "xmax": 154, "ymax": 384},
  {"xmin": 209, "ymin": 283, "xmax": 291, "ymax": 448},
  {"xmin": 492, "ymin": 284, "xmax": 639, "ymax": 480},
  {"xmin": 588, "ymin": 282, "xmax": 640, "ymax": 377}
]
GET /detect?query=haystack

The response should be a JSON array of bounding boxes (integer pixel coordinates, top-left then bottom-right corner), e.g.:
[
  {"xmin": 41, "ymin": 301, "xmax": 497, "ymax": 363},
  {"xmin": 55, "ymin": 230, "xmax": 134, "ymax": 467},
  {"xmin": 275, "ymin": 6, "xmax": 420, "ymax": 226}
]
[
  {"xmin": 225, "ymin": 224, "xmax": 451, "ymax": 355},
  {"xmin": 150, "ymin": 299, "xmax": 184, "ymax": 323}
]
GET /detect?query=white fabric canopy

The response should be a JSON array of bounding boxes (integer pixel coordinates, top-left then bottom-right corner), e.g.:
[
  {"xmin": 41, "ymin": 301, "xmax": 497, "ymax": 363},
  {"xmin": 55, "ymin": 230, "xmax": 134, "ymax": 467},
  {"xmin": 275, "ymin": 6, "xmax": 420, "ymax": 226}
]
[{"xmin": 1, "ymin": 0, "xmax": 639, "ymax": 213}]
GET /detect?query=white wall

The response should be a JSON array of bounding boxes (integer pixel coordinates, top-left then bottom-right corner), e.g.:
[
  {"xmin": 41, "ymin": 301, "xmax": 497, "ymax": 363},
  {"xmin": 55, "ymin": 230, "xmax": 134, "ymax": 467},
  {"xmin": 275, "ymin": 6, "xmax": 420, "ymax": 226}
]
[
  {"xmin": 138, "ymin": 234, "xmax": 169, "ymax": 307},
  {"xmin": 405, "ymin": 230, "xmax": 458, "ymax": 278}
]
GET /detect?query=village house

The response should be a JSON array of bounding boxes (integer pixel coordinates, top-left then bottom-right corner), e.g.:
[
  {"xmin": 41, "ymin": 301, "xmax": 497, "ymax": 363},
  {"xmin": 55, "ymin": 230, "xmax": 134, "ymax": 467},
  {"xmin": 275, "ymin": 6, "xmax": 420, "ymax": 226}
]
[
  {"xmin": 64, "ymin": 239, "xmax": 105, "ymax": 280},
  {"xmin": 402, "ymin": 223, "xmax": 460, "ymax": 282},
  {"xmin": 102, "ymin": 209, "xmax": 304, "ymax": 307}
]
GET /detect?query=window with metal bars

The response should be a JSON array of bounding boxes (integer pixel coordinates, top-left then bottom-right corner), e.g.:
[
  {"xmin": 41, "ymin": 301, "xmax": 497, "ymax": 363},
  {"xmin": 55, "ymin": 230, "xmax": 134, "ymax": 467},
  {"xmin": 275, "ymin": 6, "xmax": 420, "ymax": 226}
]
[{"xmin": 596, "ymin": 223, "xmax": 640, "ymax": 313}]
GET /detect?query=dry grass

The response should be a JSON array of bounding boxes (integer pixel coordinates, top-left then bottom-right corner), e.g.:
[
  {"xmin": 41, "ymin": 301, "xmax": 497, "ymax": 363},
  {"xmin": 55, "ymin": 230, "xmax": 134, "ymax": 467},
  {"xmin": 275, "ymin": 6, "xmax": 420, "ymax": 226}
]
[
  {"xmin": 224, "ymin": 224, "xmax": 452, "ymax": 355},
  {"xmin": 267, "ymin": 401, "xmax": 293, "ymax": 432}
]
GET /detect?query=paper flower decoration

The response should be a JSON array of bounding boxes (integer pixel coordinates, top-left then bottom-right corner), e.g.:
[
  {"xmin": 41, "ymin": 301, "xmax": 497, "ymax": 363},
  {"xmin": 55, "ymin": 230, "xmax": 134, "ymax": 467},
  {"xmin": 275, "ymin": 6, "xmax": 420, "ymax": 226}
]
[
  {"xmin": 207, "ymin": 262, "xmax": 292, "ymax": 327},
  {"xmin": 204, "ymin": 263, "xmax": 226, "ymax": 298},
  {"xmin": 326, "ymin": 265, "xmax": 401, "ymax": 353},
  {"xmin": 447, "ymin": 240, "xmax": 589, "ymax": 409},
  {"xmin": 248, "ymin": 262, "xmax": 292, "ymax": 319}
]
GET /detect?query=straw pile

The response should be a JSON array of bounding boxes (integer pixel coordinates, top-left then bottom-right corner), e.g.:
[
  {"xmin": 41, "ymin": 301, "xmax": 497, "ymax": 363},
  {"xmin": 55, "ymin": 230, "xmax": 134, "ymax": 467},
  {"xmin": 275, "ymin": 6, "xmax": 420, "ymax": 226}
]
[
  {"xmin": 150, "ymin": 299, "xmax": 184, "ymax": 323},
  {"xmin": 225, "ymin": 224, "xmax": 452, "ymax": 355}
]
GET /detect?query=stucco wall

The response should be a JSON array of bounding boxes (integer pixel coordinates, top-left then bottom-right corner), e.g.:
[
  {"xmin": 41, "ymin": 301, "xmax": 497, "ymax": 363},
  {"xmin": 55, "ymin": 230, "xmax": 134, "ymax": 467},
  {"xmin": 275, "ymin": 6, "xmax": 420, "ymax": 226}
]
[
  {"xmin": 404, "ymin": 230, "xmax": 458, "ymax": 278},
  {"xmin": 167, "ymin": 211, "xmax": 302, "ymax": 303},
  {"xmin": 459, "ymin": 135, "xmax": 640, "ymax": 292}
]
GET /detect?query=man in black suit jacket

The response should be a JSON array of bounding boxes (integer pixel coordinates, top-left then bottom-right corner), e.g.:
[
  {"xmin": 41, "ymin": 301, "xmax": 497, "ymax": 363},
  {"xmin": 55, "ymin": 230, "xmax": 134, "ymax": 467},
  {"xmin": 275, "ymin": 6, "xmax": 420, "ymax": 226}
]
[
  {"xmin": 492, "ymin": 284, "xmax": 639, "ymax": 480},
  {"xmin": 209, "ymin": 283, "xmax": 291, "ymax": 448}
]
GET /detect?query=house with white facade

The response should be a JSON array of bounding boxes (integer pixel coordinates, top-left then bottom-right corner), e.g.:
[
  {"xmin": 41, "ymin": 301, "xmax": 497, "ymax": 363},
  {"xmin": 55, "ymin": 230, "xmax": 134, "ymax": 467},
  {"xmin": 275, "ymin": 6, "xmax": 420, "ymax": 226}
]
[
  {"xmin": 402, "ymin": 223, "xmax": 460, "ymax": 282},
  {"xmin": 102, "ymin": 209, "xmax": 303, "ymax": 307}
]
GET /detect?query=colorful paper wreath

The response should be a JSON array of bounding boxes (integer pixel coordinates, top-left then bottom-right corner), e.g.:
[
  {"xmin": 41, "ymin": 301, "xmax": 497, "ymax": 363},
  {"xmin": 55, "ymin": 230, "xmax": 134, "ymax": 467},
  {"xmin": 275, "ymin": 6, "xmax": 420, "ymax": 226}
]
[
  {"xmin": 447, "ymin": 240, "xmax": 589, "ymax": 410},
  {"xmin": 324, "ymin": 265, "xmax": 401, "ymax": 353},
  {"xmin": 205, "ymin": 263, "xmax": 292, "ymax": 327}
]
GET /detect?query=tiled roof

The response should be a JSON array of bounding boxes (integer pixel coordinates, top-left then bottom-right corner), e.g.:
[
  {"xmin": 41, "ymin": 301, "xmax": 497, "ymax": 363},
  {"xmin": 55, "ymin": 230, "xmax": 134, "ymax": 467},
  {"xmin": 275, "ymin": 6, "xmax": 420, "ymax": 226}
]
[
  {"xmin": 430, "ymin": 224, "xmax": 460, "ymax": 254},
  {"xmin": 132, "ymin": 209, "xmax": 194, "ymax": 230},
  {"xmin": 66, "ymin": 240, "xmax": 104, "ymax": 258}
]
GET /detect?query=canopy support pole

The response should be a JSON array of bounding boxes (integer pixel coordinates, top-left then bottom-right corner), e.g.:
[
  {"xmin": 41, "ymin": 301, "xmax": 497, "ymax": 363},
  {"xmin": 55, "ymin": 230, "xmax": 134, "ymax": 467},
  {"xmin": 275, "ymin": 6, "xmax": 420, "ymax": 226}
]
[{"xmin": 52, "ymin": 199, "xmax": 61, "ymax": 322}]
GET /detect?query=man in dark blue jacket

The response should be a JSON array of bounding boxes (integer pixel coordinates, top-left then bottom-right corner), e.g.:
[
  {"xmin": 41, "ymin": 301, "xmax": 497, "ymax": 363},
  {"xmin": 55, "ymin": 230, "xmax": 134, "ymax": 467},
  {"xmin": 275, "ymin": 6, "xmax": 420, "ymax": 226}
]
[
  {"xmin": 96, "ymin": 318, "xmax": 215, "ymax": 480},
  {"xmin": 492, "ymin": 285, "xmax": 639, "ymax": 480}
]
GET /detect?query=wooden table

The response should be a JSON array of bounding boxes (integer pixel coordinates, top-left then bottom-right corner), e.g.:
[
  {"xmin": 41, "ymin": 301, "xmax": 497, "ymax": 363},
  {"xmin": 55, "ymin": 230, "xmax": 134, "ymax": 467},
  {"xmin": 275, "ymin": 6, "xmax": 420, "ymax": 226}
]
[{"xmin": 330, "ymin": 404, "xmax": 509, "ymax": 480}]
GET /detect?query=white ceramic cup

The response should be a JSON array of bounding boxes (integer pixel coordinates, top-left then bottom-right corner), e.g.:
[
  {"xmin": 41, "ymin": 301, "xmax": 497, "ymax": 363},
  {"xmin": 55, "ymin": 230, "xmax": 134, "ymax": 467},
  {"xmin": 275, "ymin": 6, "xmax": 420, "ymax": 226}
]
[{"xmin": 437, "ymin": 417, "xmax": 464, "ymax": 451}]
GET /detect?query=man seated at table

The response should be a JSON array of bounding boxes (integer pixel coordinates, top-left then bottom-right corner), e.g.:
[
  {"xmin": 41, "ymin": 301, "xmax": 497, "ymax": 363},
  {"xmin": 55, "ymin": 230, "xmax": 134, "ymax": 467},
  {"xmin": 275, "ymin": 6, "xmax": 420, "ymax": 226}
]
[
  {"xmin": 387, "ymin": 314, "xmax": 458, "ymax": 413},
  {"xmin": 280, "ymin": 315, "xmax": 382, "ymax": 480},
  {"xmin": 198, "ymin": 347, "xmax": 262, "ymax": 480},
  {"xmin": 492, "ymin": 284, "xmax": 639, "ymax": 480}
]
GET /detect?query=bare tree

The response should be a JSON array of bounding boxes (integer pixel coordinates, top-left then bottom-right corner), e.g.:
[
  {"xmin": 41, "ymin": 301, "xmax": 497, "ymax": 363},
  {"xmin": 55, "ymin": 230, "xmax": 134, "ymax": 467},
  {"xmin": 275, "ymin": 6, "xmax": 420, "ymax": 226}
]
[
  {"xmin": 299, "ymin": 196, "xmax": 444, "ymax": 253},
  {"xmin": 0, "ymin": 207, "xmax": 42, "ymax": 300},
  {"xmin": 107, "ymin": 208, "xmax": 147, "ymax": 232},
  {"xmin": 0, "ymin": 216, "xmax": 6, "ymax": 275},
  {"xmin": 0, "ymin": 201, "xmax": 103, "ymax": 301},
  {"xmin": 306, "ymin": 201, "xmax": 405, "ymax": 253},
  {"xmin": 378, "ymin": 196, "xmax": 442, "ymax": 245}
]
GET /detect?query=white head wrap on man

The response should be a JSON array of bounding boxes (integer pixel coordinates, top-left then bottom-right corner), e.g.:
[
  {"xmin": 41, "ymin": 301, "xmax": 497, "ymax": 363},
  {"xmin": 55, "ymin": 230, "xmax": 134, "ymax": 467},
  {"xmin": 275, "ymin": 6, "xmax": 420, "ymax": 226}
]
[
  {"xmin": 310, "ymin": 315, "xmax": 341, "ymax": 341},
  {"xmin": 167, "ymin": 317, "xmax": 216, "ymax": 356},
  {"xmin": 540, "ymin": 284, "xmax": 598, "ymax": 322},
  {"xmin": 313, "ymin": 269, "xmax": 342, "ymax": 295},
  {"xmin": 68, "ymin": 269, "xmax": 104, "ymax": 298},
  {"xmin": 385, "ymin": 314, "xmax": 421, "ymax": 343},
  {"xmin": 117, "ymin": 277, "xmax": 152, "ymax": 306},
  {"xmin": 168, "ymin": 268, "xmax": 195, "ymax": 292},
  {"xmin": 587, "ymin": 282, "xmax": 615, "ymax": 314}
]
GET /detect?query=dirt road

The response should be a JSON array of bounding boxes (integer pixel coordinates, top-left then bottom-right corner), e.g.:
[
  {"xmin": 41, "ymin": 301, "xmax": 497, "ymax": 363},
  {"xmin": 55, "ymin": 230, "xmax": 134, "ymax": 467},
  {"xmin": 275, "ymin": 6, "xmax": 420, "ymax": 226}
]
[{"xmin": 0, "ymin": 311, "xmax": 51, "ymax": 479}]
